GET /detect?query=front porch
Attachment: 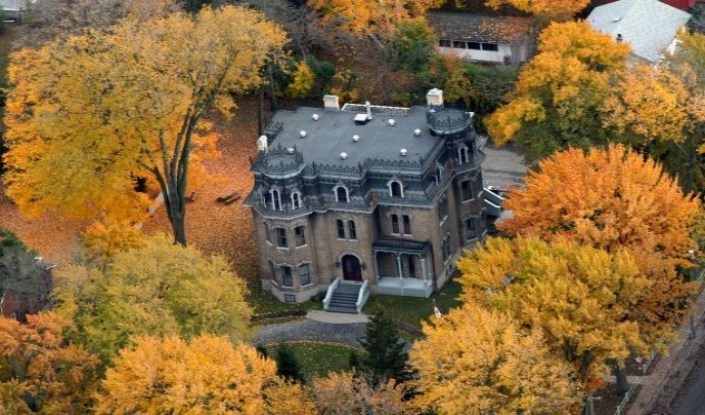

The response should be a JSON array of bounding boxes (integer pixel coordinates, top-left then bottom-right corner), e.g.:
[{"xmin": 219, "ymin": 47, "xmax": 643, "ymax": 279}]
[{"xmin": 373, "ymin": 237, "xmax": 434, "ymax": 298}]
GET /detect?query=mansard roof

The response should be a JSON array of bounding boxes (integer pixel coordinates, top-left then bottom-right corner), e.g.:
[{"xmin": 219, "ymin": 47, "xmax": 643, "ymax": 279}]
[{"xmin": 263, "ymin": 104, "xmax": 470, "ymax": 174}]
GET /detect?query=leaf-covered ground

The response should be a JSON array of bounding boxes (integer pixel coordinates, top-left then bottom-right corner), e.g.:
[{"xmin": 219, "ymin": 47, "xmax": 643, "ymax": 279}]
[{"xmin": 0, "ymin": 97, "xmax": 263, "ymax": 281}]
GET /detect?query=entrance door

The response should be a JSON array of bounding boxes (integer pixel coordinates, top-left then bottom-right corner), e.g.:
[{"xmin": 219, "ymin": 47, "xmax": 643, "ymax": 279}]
[{"xmin": 342, "ymin": 255, "xmax": 362, "ymax": 281}]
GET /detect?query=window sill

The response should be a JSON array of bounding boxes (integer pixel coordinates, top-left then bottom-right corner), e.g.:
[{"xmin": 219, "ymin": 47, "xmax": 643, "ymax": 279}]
[
  {"xmin": 295, "ymin": 244, "xmax": 308, "ymax": 249},
  {"xmin": 276, "ymin": 246, "xmax": 290, "ymax": 251}
]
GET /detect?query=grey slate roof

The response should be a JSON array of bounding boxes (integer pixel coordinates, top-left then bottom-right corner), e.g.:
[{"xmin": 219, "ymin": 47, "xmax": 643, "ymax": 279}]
[
  {"xmin": 587, "ymin": 0, "xmax": 690, "ymax": 63},
  {"xmin": 427, "ymin": 12, "xmax": 531, "ymax": 44},
  {"xmin": 267, "ymin": 106, "xmax": 443, "ymax": 168}
]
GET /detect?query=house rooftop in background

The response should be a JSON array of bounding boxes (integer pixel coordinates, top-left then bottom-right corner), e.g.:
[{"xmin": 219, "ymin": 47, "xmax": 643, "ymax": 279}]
[
  {"xmin": 587, "ymin": 0, "xmax": 691, "ymax": 63},
  {"xmin": 427, "ymin": 12, "xmax": 535, "ymax": 65}
]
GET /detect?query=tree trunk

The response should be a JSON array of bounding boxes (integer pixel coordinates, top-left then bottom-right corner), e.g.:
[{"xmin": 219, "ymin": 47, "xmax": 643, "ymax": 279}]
[{"xmin": 614, "ymin": 362, "xmax": 629, "ymax": 395}]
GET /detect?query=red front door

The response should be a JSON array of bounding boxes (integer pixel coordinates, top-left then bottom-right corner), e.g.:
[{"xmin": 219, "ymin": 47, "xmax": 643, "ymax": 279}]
[{"xmin": 342, "ymin": 255, "xmax": 362, "ymax": 281}]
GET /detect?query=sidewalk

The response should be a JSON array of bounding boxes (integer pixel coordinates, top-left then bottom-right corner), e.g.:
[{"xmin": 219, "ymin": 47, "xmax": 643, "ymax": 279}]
[
  {"xmin": 306, "ymin": 310, "xmax": 368, "ymax": 324},
  {"xmin": 627, "ymin": 286, "xmax": 705, "ymax": 415}
]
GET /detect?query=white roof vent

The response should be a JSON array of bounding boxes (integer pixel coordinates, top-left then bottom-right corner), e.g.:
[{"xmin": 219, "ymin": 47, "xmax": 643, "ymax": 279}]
[
  {"xmin": 400, "ymin": 149, "xmax": 407, "ymax": 156},
  {"xmin": 340, "ymin": 152, "xmax": 348, "ymax": 160},
  {"xmin": 286, "ymin": 147, "xmax": 295, "ymax": 154},
  {"xmin": 300, "ymin": 130, "xmax": 307, "ymax": 138},
  {"xmin": 414, "ymin": 128, "xmax": 421, "ymax": 136},
  {"xmin": 354, "ymin": 113, "xmax": 370, "ymax": 125},
  {"xmin": 352, "ymin": 134, "xmax": 360, "ymax": 143},
  {"xmin": 388, "ymin": 119, "xmax": 396, "ymax": 126},
  {"xmin": 312, "ymin": 113, "xmax": 319, "ymax": 121}
]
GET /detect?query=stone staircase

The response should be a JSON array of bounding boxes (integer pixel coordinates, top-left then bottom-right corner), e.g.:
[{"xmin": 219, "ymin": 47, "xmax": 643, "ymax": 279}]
[{"xmin": 326, "ymin": 284, "xmax": 362, "ymax": 314}]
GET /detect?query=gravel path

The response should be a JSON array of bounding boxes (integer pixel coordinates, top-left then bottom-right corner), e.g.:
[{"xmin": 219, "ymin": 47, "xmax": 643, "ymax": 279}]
[{"xmin": 253, "ymin": 319, "xmax": 367, "ymax": 348}]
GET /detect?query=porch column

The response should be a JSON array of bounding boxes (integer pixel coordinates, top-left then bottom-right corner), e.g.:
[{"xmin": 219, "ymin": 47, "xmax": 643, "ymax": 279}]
[
  {"xmin": 373, "ymin": 251, "xmax": 380, "ymax": 280},
  {"xmin": 396, "ymin": 254, "xmax": 403, "ymax": 279},
  {"xmin": 420, "ymin": 255, "xmax": 427, "ymax": 282}
]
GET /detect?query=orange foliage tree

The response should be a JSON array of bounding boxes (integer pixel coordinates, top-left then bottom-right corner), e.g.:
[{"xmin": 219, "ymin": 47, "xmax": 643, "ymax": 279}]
[
  {"xmin": 4, "ymin": 6, "xmax": 287, "ymax": 244},
  {"xmin": 469, "ymin": 0, "xmax": 588, "ymax": 20},
  {"xmin": 458, "ymin": 237, "xmax": 650, "ymax": 393},
  {"xmin": 95, "ymin": 335, "xmax": 315, "ymax": 415},
  {"xmin": 0, "ymin": 313, "xmax": 99, "ymax": 414},
  {"xmin": 485, "ymin": 21, "xmax": 629, "ymax": 163},
  {"xmin": 410, "ymin": 302, "xmax": 581, "ymax": 414},
  {"xmin": 499, "ymin": 145, "xmax": 701, "ymax": 346},
  {"xmin": 311, "ymin": 371, "xmax": 408, "ymax": 415},
  {"xmin": 307, "ymin": 0, "xmax": 443, "ymax": 39}
]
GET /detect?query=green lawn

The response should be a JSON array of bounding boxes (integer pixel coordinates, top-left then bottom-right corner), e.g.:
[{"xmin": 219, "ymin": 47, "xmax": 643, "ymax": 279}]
[
  {"xmin": 264, "ymin": 341, "xmax": 362, "ymax": 383},
  {"xmin": 247, "ymin": 286, "xmax": 322, "ymax": 315},
  {"xmin": 364, "ymin": 278, "xmax": 463, "ymax": 332}
]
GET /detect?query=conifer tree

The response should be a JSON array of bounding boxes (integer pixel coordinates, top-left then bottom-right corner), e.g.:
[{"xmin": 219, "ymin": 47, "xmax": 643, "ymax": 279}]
[
  {"xmin": 275, "ymin": 345, "xmax": 305, "ymax": 383},
  {"xmin": 359, "ymin": 310, "xmax": 409, "ymax": 384}
]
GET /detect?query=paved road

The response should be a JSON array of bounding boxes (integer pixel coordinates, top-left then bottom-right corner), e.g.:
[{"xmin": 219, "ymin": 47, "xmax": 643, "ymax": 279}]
[
  {"xmin": 253, "ymin": 319, "xmax": 367, "ymax": 348},
  {"xmin": 671, "ymin": 343, "xmax": 705, "ymax": 415}
]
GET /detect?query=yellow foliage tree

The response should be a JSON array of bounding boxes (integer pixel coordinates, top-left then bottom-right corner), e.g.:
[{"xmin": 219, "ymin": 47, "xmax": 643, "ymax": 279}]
[
  {"xmin": 95, "ymin": 335, "xmax": 314, "ymax": 415},
  {"xmin": 287, "ymin": 60, "xmax": 316, "ymax": 99},
  {"xmin": 4, "ymin": 6, "xmax": 287, "ymax": 244},
  {"xmin": 602, "ymin": 64, "xmax": 689, "ymax": 144},
  {"xmin": 54, "ymin": 234, "xmax": 252, "ymax": 364},
  {"xmin": 410, "ymin": 303, "xmax": 581, "ymax": 414},
  {"xmin": 80, "ymin": 218, "xmax": 145, "ymax": 267},
  {"xmin": 485, "ymin": 21, "xmax": 629, "ymax": 162},
  {"xmin": 499, "ymin": 145, "xmax": 700, "ymax": 349},
  {"xmin": 307, "ymin": 0, "xmax": 443, "ymax": 39},
  {"xmin": 479, "ymin": 0, "xmax": 588, "ymax": 20},
  {"xmin": 0, "ymin": 313, "xmax": 99, "ymax": 414},
  {"xmin": 458, "ymin": 237, "xmax": 650, "ymax": 391},
  {"xmin": 311, "ymin": 371, "xmax": 407, "ymax": 415}
]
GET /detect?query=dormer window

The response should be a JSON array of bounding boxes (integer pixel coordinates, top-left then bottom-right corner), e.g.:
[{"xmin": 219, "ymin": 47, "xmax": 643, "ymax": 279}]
[
  {"xmin": 387, "ymin": 177, "xmax": 404, "ymax": 198},
  {"xmin": 270, "ymin": 189, "xmax": 282, "ymax": 211},
  {"xmin": 436, "ymin": 163, "xmax": 443, "ymax": 183},
  {"xmin": 335, "ymin": 185, "xmax": 349, "ymax": 203},
  {"xmin": 389, "ymin": 180, "xmax": 403, "ymax": 198},
  {"xmin": 291, "ymin": 192, "xmax": 302, "ymax": 210},
  {"xmin": 458, "ymin": 146, "xmax": 470, "ymax": 165}
]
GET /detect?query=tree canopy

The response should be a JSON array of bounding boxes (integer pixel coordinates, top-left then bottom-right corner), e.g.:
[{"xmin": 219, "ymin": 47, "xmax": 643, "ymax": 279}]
[
  {"xmin": 485, "ymin": 21, "xmax": 629, "ymax": 163},
  {"xmin": 4, "ymin": 6, "xmax": 287, "ymax": 244},
  {"xmin": 410, "ymin": 303, "xmax": 581, "ymax": 414},
  {"xmin": 458, "ymin": 237, "xmax": 649, "ymax": 391},
  {"xmin": 0, "ymin": 313, "xmax": 99, "ymax": 414},
  {"xmin": 54, "ymin": 234, "xmax": 252, "ymax": 364},
  {"xmin": 499, "ymin": 145, "xmax": 700, "ymax": 345},
  {"xmin": 95, "ymin": 335, "xmax": 310, "ymax": 415}
]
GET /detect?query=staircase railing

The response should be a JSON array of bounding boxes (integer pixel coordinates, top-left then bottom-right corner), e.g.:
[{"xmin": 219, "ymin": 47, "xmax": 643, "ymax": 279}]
[
  {"xmin": 322, "ymin": 277, "xmax": 341, "ymax": 311},
  {"xmin": 356, "ymin": 280, "xmax": 370, "ymax": 314}
]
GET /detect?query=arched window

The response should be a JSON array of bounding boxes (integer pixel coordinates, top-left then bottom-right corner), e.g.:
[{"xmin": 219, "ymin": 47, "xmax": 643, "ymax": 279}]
[
  {"xmin": 291, "ymin": 192, "xmax": 302, "ymax": 209},
  {"xmin": 335, "ymin": 186, "xmax": 349, "ymax": 203},
  {"xmin": 436, "ymin": 163, "xmax": 443, "ymax": 183},
  {"xmin": 270, "ymin": 189, "xmax": 282, "ymax": 211},
  {"xmin": 458, "ymin": 146, "xmax": 470, "ymax": 164},
  {"xmin": 389, "ymin": 180, "xmax": 403, "ymax": 198},
  {"xmin": 262, "ymin": 190, "xmax": 271, "ymax": 208}
]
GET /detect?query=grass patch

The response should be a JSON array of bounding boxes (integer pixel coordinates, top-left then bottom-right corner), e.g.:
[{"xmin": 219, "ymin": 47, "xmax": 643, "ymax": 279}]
[
  {"xmin": 365, "ymin": 278, "xmax": 463, "ymax": 332},
  {"xmin": 247, "ymin": 286, "xmax": 322, "ymax": 315},
  {"xmin": 264, "ymin": 341, "xmax": 362, "ymax": 383}
]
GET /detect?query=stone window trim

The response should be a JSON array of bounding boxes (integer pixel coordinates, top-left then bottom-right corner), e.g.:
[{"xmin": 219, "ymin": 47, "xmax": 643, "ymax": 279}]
[
  {"xmin": 436, "ymin": 162, "xmax": 443, "ymax": 183},
  {"xmin": 464, "ymin": 215, "xmax": 480, "ymax": 242},
  {"xmin": 270, "ymin": 187, "xmax": 283, "ymax": 211},
  {"xmin": 298, "ymin": 262, "xmax": 313, "ymax": 287},
  {"xmin": 268, "ymin": 259, "xmax": 278, "ymax": 286},
  {"xmin": 291, "ymin": 191, "xmax": 303, "ymax": 210},
  {"xmin": 264, "ymin": 222, "xmax": 272, "ymax": 245},
  {"xmin": 460, "ymin": 179, "xmax": 474, "ymax": 203},
  {"xmin": 336, "ymin": 219, "xmax": 346, "ymax": 239},
  {"xmin": 348, "ymin": 220, "xmax": 357, "ymax": 240},
  {"xmin": 458, "ymin": 145, "xmax": 470, "ymax": 165},
  {"xmin": 387, "ymin": 177, "xmax": 404, "ymax": 198},
  {"xmin": 334, "ymin": 184, "xmax": 350, "ymax": 203},
  {"xmin": 294, "ymin": 225, "xmax": 307, "ymax": 247},
  {"xmin": 275, "ymin": 227, "xmax": 288, "ymax": 249},
  {"xmin": 438, "ymin": 194, "xmax": 449, "ymax": 226},
  {"xmin": 281, "ymin": 264, "xmax": 294, "ymax": 288}
]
